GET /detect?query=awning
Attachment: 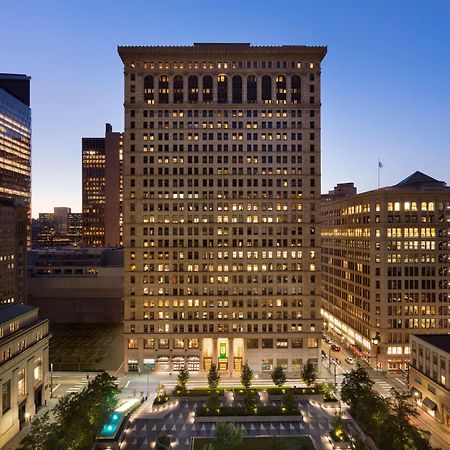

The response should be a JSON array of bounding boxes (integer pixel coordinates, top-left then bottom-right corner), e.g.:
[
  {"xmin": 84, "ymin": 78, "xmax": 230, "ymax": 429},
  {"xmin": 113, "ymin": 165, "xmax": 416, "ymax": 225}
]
[
  {"xmin": 410, "ymin": 387, "xmax": 422, "ymax": 399},
  {"xmin": 422, "ymin": 397, "xmax": 437, "ymax": 410}
]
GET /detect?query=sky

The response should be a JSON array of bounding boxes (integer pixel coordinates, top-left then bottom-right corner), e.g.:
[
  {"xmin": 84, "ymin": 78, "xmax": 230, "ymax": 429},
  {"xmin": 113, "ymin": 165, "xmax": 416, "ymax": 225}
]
[{"xmin": 2, "ymin": 0, "xmax": 450, "ymax": 217}]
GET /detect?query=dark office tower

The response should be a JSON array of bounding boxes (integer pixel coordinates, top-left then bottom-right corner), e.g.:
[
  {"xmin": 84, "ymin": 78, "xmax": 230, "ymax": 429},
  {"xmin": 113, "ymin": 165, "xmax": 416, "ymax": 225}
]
[
  {"xmin": 118, "ymin": 43, "xmax": 327, "ymax": 374},
  {"xmin": 0, "ymin": 74, "xmax": 31, "ymax": 304},
  {"xmin": 82, "ymin": 123, "xmax": 123, "ymax": 247}
]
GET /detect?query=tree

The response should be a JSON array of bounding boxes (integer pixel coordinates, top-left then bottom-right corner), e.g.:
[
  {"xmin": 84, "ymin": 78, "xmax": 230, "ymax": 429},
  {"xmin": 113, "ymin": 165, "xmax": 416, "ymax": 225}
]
[
  {"xmin": 206, "ymin": 390, "xmax": 221, "ymax": 411},
  {"xmin": 240, "ymin": 361, "xmax": 254, "ymax": 389},
  {"xmin": 321, "ymin": 381, "xmax": 337, "ymax": 400},
  {"xmin": 202, "ymin": 444, "xmax": 215, "ymax": 450},
  {"xmin": 340, "ymin": 366, "xmax": 374, "ymax": 411},
  {"xmin": 216, "ymin": 422, "xmax": 245, "ymax": 449},
  {"xmin": 300, "ymin": 361, "xmax": 317, "ymax": 386},
  {"xmin": 281, "ymin": 390, "xmax": 297, "ymax": 413},
  {"xmin": 242, "ymin": 389, "xmax": 259, "ymax": 412},
  {"xmin": 177, "ymin": 366, "xmax": 189, "ymax": 393},
  {"xmin": 17, "ymin": 372, "xmax": 119, "ymax": 450},
  {"xmin": 271, "ymin": 365, "xmax": 287, "ymax": 387},
  {"xmin": 207, "ymin": 363, "xmax": 221, "ymax": 390}
]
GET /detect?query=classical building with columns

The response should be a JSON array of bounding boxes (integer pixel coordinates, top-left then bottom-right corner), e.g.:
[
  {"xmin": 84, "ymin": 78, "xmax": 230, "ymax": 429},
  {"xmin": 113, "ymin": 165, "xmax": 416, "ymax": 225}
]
[{"xmin": 118, "ymin": 43, "xmax": 327, "ymax": 375}]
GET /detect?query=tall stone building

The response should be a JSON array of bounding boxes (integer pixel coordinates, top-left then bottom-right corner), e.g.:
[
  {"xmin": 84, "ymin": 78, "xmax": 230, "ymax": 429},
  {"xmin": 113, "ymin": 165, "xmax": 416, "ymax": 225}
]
[
  {"xmin": 118, "ymin": 43, "xmax": 327, "ymax": 374},
  {"xmin": 0, "ymin": 74, "xmax": 31, "ymax": 304},
  {"xmin": 321, "ymin": 172, "xmax": 450, "ymax": 371},
  {"xmin": 82, "ymin": 123, "xmax": 123, "ymax": 247}
]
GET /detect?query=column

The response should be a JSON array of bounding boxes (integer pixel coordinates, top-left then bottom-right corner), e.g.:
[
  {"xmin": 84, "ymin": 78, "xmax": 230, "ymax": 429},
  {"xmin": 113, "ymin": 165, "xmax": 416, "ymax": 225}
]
[
  {"xmin": 242, "ymin": 74, "xmax": 247, "ymax": 103},
  {"xmin": 257, "ymin": 75, "xmax": 262, "ymax": 103},
  {"xmin": 198, "ymin": 75, "xmax": 203, "ymax": 103},
  {"xmin": 229, "ymin": 338, "xmax": 234, "ymax": 373},
  {"xmin": 271, "ymin": 75, "xmax": 277, "ymax": 105},
  {"xmin": 183, "ymin": 75, "xmax": 188, "ymax": 104},
  {"xmin": 227, "ymin": 76, "xmax": 233, "ymax": 104},
  {"xmin": 168, "ymin": 76, "xmax": 174, "ymax": 104},
  {"xmin": 212, "ymin": 338, "xmax": 218, "ymax": 365},
  {"xmin": 286, "ymin": 75, "xmax": 291, "ymax": 105},
  {"xmin": 212, "ymin": 75, "xmax": 218, "ymax": 103},
  {"xmin": 154, "ymin": 76, "xmax": 159, "ymax": 105}
]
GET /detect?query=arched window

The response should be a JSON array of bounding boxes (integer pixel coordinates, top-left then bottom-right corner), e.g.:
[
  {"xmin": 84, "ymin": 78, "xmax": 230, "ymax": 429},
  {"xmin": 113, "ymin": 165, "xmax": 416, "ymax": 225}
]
[
  {"xmin": 247, "ymin": 76, "xmax": 257, "ymax": 103},
  {"xmin": 203, "ymin": 75, "xmax": 213, "ymax": 103},
  {"xmin": 188, "ymin": 75, "xmax": 198, "ymax": 103},
  {"xmin": 262, "ymin": 75, "xmax": 272, "ymax": 103},
  {"xmin": 158, "ymin": 75, "xmax": 169, "ymax": 104},
  {"xmin": 173, "ymin": 75, "xmax": 183, "ymax": 104},
  {"xmin": 144, "ymin": 76, "xmax": 154, "ymax": 104},
  {"xmin": 232, "ymin": 75, "xmax": 242, "ymax": 103},
  {"xmin": 276, "ymin": 75, "xmax": 286, "ymax": 103},
  {"xmin": 291, "ymin": 75, "xmax": 301, "ymax": 104},
  {"xmin": 218, "ymin": 75, "xmax": 228, "ymax": 103}
]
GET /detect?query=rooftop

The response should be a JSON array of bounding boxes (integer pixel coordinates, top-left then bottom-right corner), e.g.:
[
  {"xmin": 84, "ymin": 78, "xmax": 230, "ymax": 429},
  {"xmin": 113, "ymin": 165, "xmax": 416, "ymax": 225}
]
[
  {"xmin": 0, "ymin": 304, "xmax": 37, "ymax": 325},
  {"xmin": 395, "ymin": 171, "xmax": 446, "ymax": 189},
  {"xmin": 414, "ymin": 334, "xmax": 450, "ymax": 354}
]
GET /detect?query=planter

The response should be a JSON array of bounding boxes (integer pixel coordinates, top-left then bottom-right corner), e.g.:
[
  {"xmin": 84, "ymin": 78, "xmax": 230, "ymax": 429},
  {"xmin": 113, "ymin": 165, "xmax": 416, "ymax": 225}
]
[
  {"xmin": 327, "ymin": 432, "xmax": 352, "ymax": 449},
  {"xmin": 195, "ymin": 415, "xmax": 302, "ymax": 422}
]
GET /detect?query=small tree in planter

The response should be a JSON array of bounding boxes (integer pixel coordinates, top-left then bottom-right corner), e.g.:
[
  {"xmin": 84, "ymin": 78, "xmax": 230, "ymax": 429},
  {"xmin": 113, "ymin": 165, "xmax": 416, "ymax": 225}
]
[
  {"xmin": 216, "ymin": 422, "xmax": 245, "ymax": 449},
  {"xmin": 206, "ymin": 390, "xmax": 221, "ymax": 411},
  {"xmin": 300, "ymin": 360, "xmax": 317, "ymax": 387},
  {"xmin": 321, "ymin": 381, "xmax": 337, "ymax": 400},
  {"xmin": 271, "ymin": 365, "xmax": 287, "ymax": 387},
  {"xmin": 281, "ymin": 390, "xmax": 297, "ymax": 413},
  {"xmin": 207, "ymin": 363, "xmax": 221, "ymax": 390},
  {"xmin": 155, "ymin": 434, "xmax": 172, "ymax": 450},
  {"xmin": 177, "ymin": 366, "xmax": 189, "ymax": 393},
  {"xmin": 243, "ymin": 389, "xmax": 259, "ymax": 412},
  {"xmin": 240, "ymin": 361, "xmax": 254, "ymax": 389}
]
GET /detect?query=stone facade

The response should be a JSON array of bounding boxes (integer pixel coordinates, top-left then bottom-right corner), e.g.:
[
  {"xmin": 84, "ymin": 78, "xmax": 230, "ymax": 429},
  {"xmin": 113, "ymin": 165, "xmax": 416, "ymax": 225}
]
[{"xmin": 118, "ymin": 43, "xmax": 327, "ymax": 375}]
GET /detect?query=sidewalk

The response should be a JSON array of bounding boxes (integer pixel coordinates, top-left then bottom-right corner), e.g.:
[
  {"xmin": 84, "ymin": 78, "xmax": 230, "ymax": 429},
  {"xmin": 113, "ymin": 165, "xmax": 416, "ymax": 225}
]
[{"xmin": 3, "ymin": 398, "xmax": 59, "ymax": 450}]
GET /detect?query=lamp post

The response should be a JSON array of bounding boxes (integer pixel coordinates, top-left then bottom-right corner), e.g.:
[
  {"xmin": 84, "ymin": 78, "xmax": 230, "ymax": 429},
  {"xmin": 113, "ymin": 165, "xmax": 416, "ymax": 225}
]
[
  {"xmin": 50, "ymin": 362, "xmax": 54, "ymax": 399},
  {"xmin": 371, "ymin": 333, "xmax": 381, "ymax": 370}
]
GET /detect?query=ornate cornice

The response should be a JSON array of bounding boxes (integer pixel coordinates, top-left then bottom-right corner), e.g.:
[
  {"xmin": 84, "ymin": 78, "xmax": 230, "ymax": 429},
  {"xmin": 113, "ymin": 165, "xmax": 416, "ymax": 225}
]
[{"xmin": 117, "ymin": 43, "xmax": 327, "ymax": 62}]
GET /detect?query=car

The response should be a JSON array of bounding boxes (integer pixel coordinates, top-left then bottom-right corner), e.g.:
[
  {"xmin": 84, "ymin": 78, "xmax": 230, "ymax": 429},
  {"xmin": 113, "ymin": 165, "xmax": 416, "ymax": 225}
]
[
  {"xmin": 345, "ymin": 357, "xmax": 356, "ymax": 365},
  {"xmin": 325, "ymin": 338, "xmax": 332, "ymax": 344},
  {"xmin": 332, "ymin": 358, "xmax": 341, "ymax": 366},
  {"xmin": 331, "ymin": 344, "xmax": 341, "ymax": 352}
]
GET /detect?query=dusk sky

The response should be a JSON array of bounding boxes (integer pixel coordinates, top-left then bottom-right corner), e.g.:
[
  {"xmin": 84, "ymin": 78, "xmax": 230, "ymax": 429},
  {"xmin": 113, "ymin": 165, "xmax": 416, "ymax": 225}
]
[{"xmin": 2, "ymin": 0, "xmax": 449, "ymax": 217}]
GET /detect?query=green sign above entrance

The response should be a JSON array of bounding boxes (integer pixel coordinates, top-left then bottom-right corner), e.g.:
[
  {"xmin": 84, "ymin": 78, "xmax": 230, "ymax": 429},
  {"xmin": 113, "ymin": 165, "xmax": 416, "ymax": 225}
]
[{"xmin": 219, "ymin": 342, "xmax": 227, "ymax": 359}]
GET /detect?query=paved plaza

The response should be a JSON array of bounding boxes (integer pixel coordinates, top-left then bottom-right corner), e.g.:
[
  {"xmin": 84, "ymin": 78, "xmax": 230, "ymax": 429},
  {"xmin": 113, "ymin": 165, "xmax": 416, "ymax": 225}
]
[{"xmin": 123, "ymin": 398, "xmax": 338, "ymax": 450}]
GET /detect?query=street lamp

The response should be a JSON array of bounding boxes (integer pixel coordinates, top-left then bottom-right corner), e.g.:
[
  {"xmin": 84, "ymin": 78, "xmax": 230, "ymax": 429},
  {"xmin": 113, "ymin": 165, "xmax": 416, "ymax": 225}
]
[{"xmin": 371, "ymin": 333, "xmax": 381, "ymax": 370}]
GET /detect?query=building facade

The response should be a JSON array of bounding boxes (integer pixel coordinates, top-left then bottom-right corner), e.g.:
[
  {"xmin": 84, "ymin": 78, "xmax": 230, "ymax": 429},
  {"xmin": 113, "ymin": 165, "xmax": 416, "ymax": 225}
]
[
  {"xmin": 118, "ymin": 43, "xmax": 327, "ymax": 374},
  {"xmin": 0, "ymin": 74, "xmax": 31, "ymax": 305},
  {"xmin": 410, "ymin": 334, "xmax": 450, "ymax": 428},
  {"xmin": 32, "ymin": 207, "xmax": 82, "ymax": 248},
  {"xmin": 82, "ymin": 123, "xmax": 123, "ymax": 247},
  {"xmin": 27, "ymin": 248, "xmax": 123, "ymax": 323},
  {"xmin": 321, "ymin": 172, "xmax": 450, "ymax": 371},
  {"xmin": 0, "ymin": 304, "xmax": 50, "ymax": 447}
]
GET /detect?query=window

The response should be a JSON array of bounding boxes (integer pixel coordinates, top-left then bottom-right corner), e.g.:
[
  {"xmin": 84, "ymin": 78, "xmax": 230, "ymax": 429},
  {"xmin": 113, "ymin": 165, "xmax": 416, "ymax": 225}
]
[
  {"xmin": 188, "ymin": 75, "xmax": 198, "ymax": 103},
  {"xmin": 128, "ymin": 339, "xmax": 138, "ymax": 349},
  {"xmin": 34, "ymin": 358, "xmax": 43, "ymax": 382},
  {"xmin": 173, "ymin": 75, "xmax": 183, "ymax": 103},
  {"xmin": 262, "ymin": 75, "xmax": 272, "ymax": 102},
  {"xmin": 232, "ymin": 75, "xmax": 242, "ymax": 103},
  {"xmin": 203, "ymin": 75, "xmax": 213, "ymax": 103},
  {"xmin": 144, "ymin": 338, "xmax": 155, "ymax": 349},
  {"xmin": 276, "ymin": 75, "xmax": 286, "ymax": 103},
  {"xmin": 2, "ymin": 381, "xmax": 11, "ymax": 414},
  {"xmin": 262, "ymin": 338, "xmax": 273, "ymax": 348},
  {"xmin": 158, "ymin": 75, "xmax": 169, "ymax": 103},
  {"xmin": 292, "ymin": 338, "xmax": 303, "ymax": 348},
  {"xmin": 217, "ymin": 75, "xmax": 228, "ymax": 103},
  {"xmin": 247, "ymin": 75, "xmax": 257, "ymax": 103},
  {"xmin": 144, "ymin": 75, "xmax": 154, "ymax": 104},
  {"xmin": 17, "ymin": 369, "xmax": 25, "ymax": 398},
  {"xmin": 276, "ymin": 339, "xmax": 288, "ymax": 348},
  {"xmin": 307, "ymin": 338, "xmax": 318, "ymax": 348},
  {"xmin": 247, "ymin": 338, "xmax": 258, "ymax": 349},
  {"xmin": 291, "ymin": 75, "xmax": 301, "ymax": 103}
]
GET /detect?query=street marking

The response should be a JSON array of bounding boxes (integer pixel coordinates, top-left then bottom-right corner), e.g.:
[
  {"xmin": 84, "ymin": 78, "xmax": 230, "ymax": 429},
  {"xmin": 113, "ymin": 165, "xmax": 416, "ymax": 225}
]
[
  {"xmin": 395, "ymin": 378, "xmax": 406, "ymax": 386},
  {"xmin": 52, "ymin": 383, "xmax": 61, "ymax": 392},
  {"xmin": 125, "ymin": 380, "xmax": 131, "ymax": 388}
]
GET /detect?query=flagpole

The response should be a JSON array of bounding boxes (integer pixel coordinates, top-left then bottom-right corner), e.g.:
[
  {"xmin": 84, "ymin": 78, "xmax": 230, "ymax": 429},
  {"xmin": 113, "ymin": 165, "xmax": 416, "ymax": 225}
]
[{"xmin": 378, "ymin": 160, "xmax": 381, "ymax": 189}]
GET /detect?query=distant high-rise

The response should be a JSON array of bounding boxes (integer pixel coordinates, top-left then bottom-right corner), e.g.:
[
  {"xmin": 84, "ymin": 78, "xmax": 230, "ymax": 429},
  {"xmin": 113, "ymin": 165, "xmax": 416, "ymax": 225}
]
[
  {"xmin": 0, "ymin": 74, "xmax": 31, "ymax": 304},
  {"xmin": 32, "ymin": 207, "xmax": 82, "ymax": 248},
  {"xmin": 118, "ymin": 43, "xmax": 327, "ymax": 374},
  {"xmin": 321, "ymin": 172, "xmax": 450, "ymax": 371},
  {"xmin": 82, "ymin": 123, "xmax": 123, "ymax": 247}
]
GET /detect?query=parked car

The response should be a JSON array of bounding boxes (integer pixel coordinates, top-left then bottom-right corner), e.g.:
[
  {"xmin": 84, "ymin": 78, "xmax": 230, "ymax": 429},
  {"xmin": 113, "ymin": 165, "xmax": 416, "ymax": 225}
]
[
  {"xmin": 332, "ymin": 358, "xmax": 341, "ymax": 366},
  {"xmin": 325, "ymin": 338, "xmax": 333, "ymax": 344},
  {"xmin": 345, "ymin": 357, "xmax": 356, "ymax": 365},
  {"xmin": 331, "ymin": 344, "xmax": 341, "ymax": 352}
]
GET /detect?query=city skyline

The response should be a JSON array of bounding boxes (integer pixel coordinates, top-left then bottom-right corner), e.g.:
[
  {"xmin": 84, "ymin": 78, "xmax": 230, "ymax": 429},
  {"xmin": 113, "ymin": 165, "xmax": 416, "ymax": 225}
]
[{"xmin": 2, "ymin": 0, "xmax": 450, "ymax": 218}]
